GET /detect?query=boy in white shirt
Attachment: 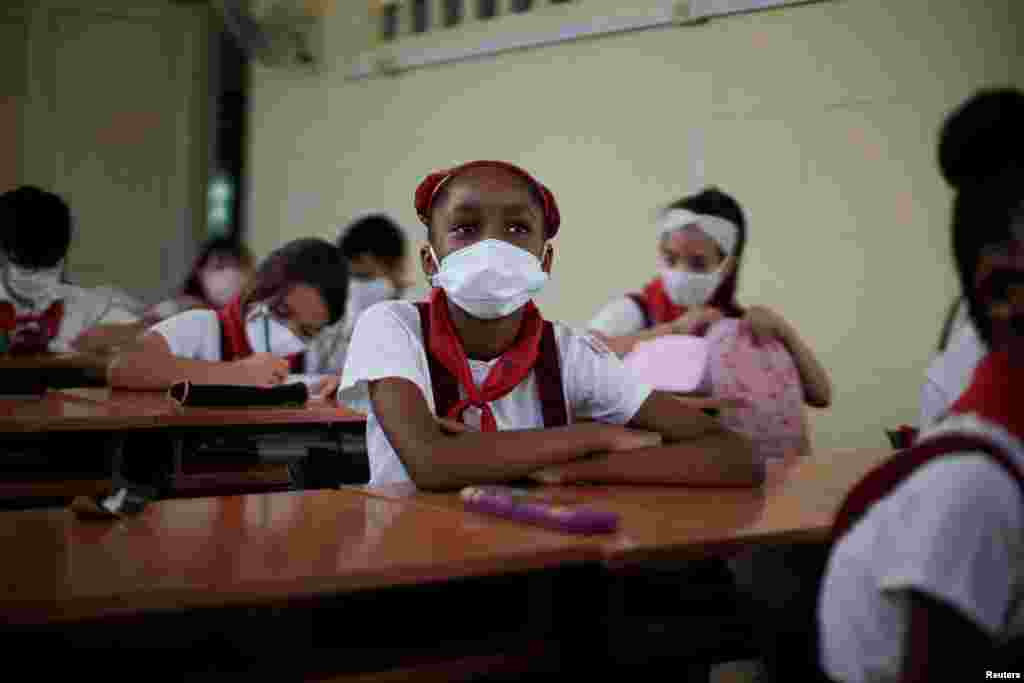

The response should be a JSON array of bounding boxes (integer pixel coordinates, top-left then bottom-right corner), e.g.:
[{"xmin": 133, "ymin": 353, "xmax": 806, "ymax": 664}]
[
  {"xmin": 820, "ymin": 89, "xmax": 1024, "ymax": 683},
  {"xmin": 0, "ymin": 186, "xmax": 139, "ymax": 354},
  {"xmin": 307, "ymin": 212, "xmax": 411, "ymax": 374},
  {"xmin": 338, "ymin": 160, "xmax": 761, "ymax": 490}
]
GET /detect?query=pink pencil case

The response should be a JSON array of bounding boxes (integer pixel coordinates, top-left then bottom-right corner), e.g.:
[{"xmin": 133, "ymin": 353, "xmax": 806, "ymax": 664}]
[{"xmin": 460, "ymin": 486, "xmax": 619, "ymax": 535}]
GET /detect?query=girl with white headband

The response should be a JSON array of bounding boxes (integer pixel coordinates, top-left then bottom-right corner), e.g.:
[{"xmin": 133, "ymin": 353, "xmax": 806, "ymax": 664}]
[{"xmin": 588, "ymin": 187, "xmax": 832, "ymax": 408}]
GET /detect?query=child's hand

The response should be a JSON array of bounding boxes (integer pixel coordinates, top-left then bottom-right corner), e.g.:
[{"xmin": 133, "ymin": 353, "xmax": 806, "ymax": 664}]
[
  {"xmin": 742, "ymin": 306, "xmax": 790, "ymax": 346},
  {"xmin": 437, "ymin": 417, "xmax": 477, "ymax": 435},
  {"xmin": 671, "ymin": 306, "xmax": 723, "ymax": 335},
  {"xmin": 310, "ymin": 375, "xmax": 340, "ymax": 400},
  {"xmin": 607, "ymin": 426, "xmax": 663, "ymax": 452},
  {"xmin": 589, "ymin": 330, "xmax": 634, "ymax": 357},
  {"xmin": 235, "ymin": 353, "xmax": 289, "ymax": 386}
]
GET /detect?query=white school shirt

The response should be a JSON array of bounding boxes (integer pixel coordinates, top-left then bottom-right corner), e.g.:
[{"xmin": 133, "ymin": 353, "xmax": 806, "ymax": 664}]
[
  {"xmin": 149, "ymin": 309, "xmax": 227, "ymax": 361},
  {"xmin": 819, "ymin": 413, "xmax": 1024, "ymax": 683},
  {"xmin": 0, "ymin": 281, "xmax": 138, "ymax": 352},
  {"xmin": 919, "ymin": 322, "xmax": 986, "ymax": 428},
  {"xmin": 149, "ymin": 308, "xmax": 333, "ymax": 389},
  {"xmin": 588, "ymin": 296, "xmax": 649, "ymax": 337},
  {"xmin": 305, "ymin": 287, "xmax": 423, "ymax": 374},
  {"xmin": 337, "ymin": 300, "xmax": 654, "ymax": 487}
]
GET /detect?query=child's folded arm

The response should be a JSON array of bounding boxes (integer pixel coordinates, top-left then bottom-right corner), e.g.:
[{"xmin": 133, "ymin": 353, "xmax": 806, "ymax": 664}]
[
  {"xmin": 368, "ymin": 376, "xmax": 659, "ymax": 491},
  {"xmin": 538, "ymin": 390, "xmax": 762, "ymax": 487}
]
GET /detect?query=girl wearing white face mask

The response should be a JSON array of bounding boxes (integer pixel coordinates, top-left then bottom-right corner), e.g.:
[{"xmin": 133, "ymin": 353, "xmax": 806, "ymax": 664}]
[
  {"xmin": 110, "ymin": 238, "xmax": 348, "ymax": 397},
  {"xmin": 144, "ymin": 238, "xmax": 254, "ymax": 323},
  {"xmin": 337, "ymin": 160, "xmax": 762, "ymax": 492},
  {"xmin": 0, "ymin": 186, "xmax": 139, "ymax": 355},
  {"xmin": 305, "ymin": 212, "xmax": 411, "ymax": 374},
  {"xmin": 588, "ymin": 187, "xmax": 832, "ymax": 409}
]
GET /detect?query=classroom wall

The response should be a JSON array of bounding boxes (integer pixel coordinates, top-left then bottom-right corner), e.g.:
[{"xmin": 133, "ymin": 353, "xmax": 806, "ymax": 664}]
[
  {"xmin": 0, "ymin": 3, "xmax": 28, "ymax": 193},
  {"xmin": 248, "ymin": 0, "xmax": 1024, "ymax": 452},
  {"xmin": 6, "ymin": 0, "xmax": 210, "ymax": 302}
]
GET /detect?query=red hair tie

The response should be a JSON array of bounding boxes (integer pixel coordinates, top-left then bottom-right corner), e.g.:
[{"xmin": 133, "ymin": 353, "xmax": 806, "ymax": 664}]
[{"xmin": 414, "ymin": 160, "xmax": 561, "ymax": 238}]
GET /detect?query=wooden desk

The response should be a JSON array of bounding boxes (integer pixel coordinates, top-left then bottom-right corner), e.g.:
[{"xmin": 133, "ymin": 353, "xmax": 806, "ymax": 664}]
[
  {"xmin": 0, "ymin": 488, "xmax": 594, "ymax": 625},
  {"xmin": 352, "ymin": 448, "xmax": 892, "ymax": 568},
  {"xmin": 0, "ymin": 389, "xmax": 167, "ymax": 433},
  {"xmin": 54, "ymin": 387, "xmax": 365, "ymax": 429},
  {"xmin": 0, "ymin": 389, "xmax": 367, "ymax": 502}
]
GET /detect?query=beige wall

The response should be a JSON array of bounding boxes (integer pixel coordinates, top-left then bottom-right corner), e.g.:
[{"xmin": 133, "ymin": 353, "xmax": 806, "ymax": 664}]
[
  {"xmin": 7, "ymin": 0, "xmax": 210, "ymax": 302},
  {"xmin": 0, "ymin": 3, "xmax": 28, "ymax": 193},
  {"xmin": 248, "ymin": 0, "xmax": 1024, "ymax": 452}
]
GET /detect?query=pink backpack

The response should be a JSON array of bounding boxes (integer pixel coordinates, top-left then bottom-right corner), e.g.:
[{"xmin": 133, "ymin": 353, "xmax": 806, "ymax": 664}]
[
  {"xmin": 705, "ymin": 318, "xmax": 810, "ymax": 460},
  {"xmin": 623, "ymin": 334, "xmax": 711, "ymax": 394}
]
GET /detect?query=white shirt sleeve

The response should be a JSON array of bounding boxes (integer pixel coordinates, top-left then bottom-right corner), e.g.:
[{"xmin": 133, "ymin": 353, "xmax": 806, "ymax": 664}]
[
  {"xmin": 588, "ymin": 297, "xmax": 648, "ymax": 337},
  {"xmin": 566, "ymin": 330, "xmax": 653, "ymax": 425},
  {"xmin": 873, "ymin": 456, "xmax": 1023, "ymax": 637},
  {"xmin": 337, "ymin": 302, "xmax": 430, "ymax": 414},
  {"xmin": 149, "ymin": 309, "xmax": 223, "ymax": 360}
]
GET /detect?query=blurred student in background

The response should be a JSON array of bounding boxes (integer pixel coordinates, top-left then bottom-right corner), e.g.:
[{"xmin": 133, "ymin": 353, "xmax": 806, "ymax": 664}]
[
  {"xmin": 0, "ymin": 186, "xmax": 139, "ymax": 354},
  {"xmin": 144, "ymin": 237, "xmax": 254, "ymax": 323}
]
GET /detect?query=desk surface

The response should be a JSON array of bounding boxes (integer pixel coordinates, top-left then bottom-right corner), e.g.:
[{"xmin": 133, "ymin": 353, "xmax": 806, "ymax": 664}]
[
  {"xmin": 354, "ymin": 448, "xmax": 892, "ymax": 567},
  {"xmin": 0, "ymin": 388, "xmax": 364, "ymax": 433},
  {"xmin": 0, "ymin": 488, "xmax": 594, "ymax": 624}
]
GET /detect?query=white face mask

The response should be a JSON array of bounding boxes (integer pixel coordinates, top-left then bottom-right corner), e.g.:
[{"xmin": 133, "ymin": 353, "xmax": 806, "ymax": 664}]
[
  {"xmin": 347, "ymin": 277, "xmax": 396, "ymax": 320},
  {"xmin": 5, "ymin": 261, "xmax": 63, "ymax": 307},
  {"xmin": 660, "ymin": 263, "xmax": 725, "ymax": 307},
  {"xmin": 245, "ymin": 305, "xmax": 309, "ymax": 356},
  {"xmin": 201, "ymin": 268, "xmax": 244, "ymax": 308},
  {"xmin": 430, "ymin": 239, "xmax": 549, "ymax": 320}
]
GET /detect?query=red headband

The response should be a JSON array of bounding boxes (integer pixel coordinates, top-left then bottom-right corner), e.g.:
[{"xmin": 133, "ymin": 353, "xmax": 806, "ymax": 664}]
[{"xmin": 414, "ymin": 160, "xmax": 561, "ymax": 239}]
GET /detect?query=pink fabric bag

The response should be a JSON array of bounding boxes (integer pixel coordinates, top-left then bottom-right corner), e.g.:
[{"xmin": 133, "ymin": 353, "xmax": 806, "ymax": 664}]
[
  {"xmin": 624, "ymin": 335, "xmax": 710, "ymax": 393},
  {"xmin": 705, "ymin": 318, "xmax": 809, "ymax": 460}
]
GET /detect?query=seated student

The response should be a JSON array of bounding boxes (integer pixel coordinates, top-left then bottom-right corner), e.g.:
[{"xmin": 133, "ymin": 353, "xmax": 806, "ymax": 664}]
[
  {"xmin": 109, "ymin": 237, "xmax": 348, "ymax": 395},
  {"xmin": 145, "ymin": 237, "xmax": 255, "ymax": 322},
  {"xmin": 338, "ymin": 160, "xmax": 761, "ymax": 491},
  {"xmin": 820, "ymin": 88, "xmax": 1024, "ymax": 682},
  {"xmin": 306, "ymin": 212, "xmax": 410, "ymax": 373},
  {"xmin": 588, "ymin": 188, "xmax": 832, "ymax": 408},
  {"xmin": 0, "ymin": 186, "xmax": 140, "ymax": 354}
]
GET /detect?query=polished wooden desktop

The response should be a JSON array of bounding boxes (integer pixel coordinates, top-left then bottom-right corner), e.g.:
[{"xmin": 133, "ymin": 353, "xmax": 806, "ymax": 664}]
[
  {"xmin": 0, "ymin": 387, "xmax": 364, "ymax": 433},
  {"xmin": 354, "ymin": 448, "xmax": 892, "ymax": 567},
  {"xmin": 0, "ymin": 487, "xmax": 594, "ymax": 625},
  {"xmin": 0, "ymin": 449, "xmax": 891, "ymax": 678}
]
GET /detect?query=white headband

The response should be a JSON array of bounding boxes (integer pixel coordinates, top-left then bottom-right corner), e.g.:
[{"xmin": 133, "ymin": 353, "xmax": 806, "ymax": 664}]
[{"xmin": 658, "ymin": 209, "xmax": 738, "ymax": 257}]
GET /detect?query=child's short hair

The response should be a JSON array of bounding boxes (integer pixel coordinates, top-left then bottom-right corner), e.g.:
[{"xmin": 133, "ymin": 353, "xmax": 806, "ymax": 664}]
[
  {"xmin": 241, "ymin": 238, "xmax": 349, "ymax": 324},
  {"xmin": 0, "ymin": 186, "xmax": 72, "ymax": 269},
  {"xmin": 338, "ymin": 214, "xmax": 407, "ymax": 268},
  {"xmin": 941, "ymin": 88, "xmax": 1024, "ymax": 346}
]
